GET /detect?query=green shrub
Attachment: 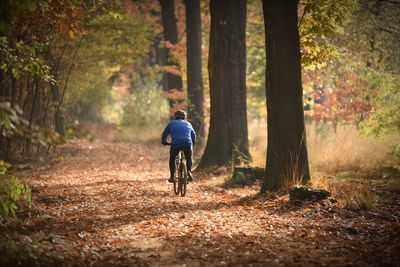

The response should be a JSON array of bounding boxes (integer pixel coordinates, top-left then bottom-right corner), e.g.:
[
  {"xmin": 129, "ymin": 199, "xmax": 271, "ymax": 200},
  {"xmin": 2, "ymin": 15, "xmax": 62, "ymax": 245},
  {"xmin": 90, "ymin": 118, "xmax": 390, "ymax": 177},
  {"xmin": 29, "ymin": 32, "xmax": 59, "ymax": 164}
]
[
  {"xmin": 361, "ymin": 71, "xmax": 400, "ymax": 138},
  {"xmin": 0, "ymin": 161, "xmax": 31, "ymax": 223},
  {"xmin": 389, "ymin": 143, "xmax": 400, "ymax": 163},
  {"xmin": 0, "ymin": 102, "xmax": 28, "ymax": 137},
  {"xmin": 119, "ymin": 78, "xmax": 169, "ymax": 132}
]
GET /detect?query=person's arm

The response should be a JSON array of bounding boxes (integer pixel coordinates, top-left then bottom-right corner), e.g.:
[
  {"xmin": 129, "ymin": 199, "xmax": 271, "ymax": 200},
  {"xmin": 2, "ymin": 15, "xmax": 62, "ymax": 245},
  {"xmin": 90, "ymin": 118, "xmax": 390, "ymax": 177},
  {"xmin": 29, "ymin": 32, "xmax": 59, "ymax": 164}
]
[
  {"xmin": 161, "ymin": 122, "xmax": 171, "ymax": 145},
  {"xmin": 190, "ymin": 124, "xmax": 196, "ymax": 145}
]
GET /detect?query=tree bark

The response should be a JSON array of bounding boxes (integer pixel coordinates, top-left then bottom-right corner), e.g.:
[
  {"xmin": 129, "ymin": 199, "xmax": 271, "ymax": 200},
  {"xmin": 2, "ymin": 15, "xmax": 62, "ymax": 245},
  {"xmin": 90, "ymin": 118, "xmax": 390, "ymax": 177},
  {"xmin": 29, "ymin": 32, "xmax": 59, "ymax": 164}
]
[
  {"xmin": 25, "ymin": 76, "xmax": 40, "ymax": 154},
  {"xmin": 148, "ymin": 33, "xmax": 168, "ymax": 90},
  {"xmin": 47, "ymin": 45, "xmax": 67, "ymax": 137},
  {"xmin": 260, "ymin": 0, "xmax": 310, "ymax": 192},
  {"xmin": 159, "ymin": 0, "xmax": 183, "ymax": 109},
  {"xmin": 185, "ymin": 0, "xmax": 205, "ymax": 147},
  {"xmin": 51, "ymin": 37, "xmax": 82, "ymax": 137},
  {"xmin": 50, "ymin": 80, "xmax": 65, "ymax": 136},
  {"xmin": 0, "ymin": 69, "xmax": 7, "ymax": 159},
  {"xmin": 0, "ymin": 70, "xmax": 4, "ymax": 101},
  {"xmin": 197, "ymin": 0, "xmax": 249, "ymax": 169}
]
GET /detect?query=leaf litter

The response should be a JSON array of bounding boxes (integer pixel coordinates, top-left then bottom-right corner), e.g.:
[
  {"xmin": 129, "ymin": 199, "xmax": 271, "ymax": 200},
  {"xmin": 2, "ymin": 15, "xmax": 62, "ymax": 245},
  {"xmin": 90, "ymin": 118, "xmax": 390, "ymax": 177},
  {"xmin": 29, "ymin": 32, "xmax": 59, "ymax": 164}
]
[{"xmin": 0, "ymin": 138, "xmax": 399, "ymax": 266}]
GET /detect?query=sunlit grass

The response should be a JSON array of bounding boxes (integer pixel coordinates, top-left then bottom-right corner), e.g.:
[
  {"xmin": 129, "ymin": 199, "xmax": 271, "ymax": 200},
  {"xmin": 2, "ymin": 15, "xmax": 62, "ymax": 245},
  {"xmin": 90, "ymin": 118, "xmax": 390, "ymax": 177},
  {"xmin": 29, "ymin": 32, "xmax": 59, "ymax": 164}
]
[
  {"xmin": 248, "ymin": 120, "xmax": 267, "ymax": 167},
  {"xmin": 310, "ymin": 174, "xmax": 331, "ymax": 191},
  {"xmin": 248, "ymin": 121, "xmax": 399, "ymax": 173},
  {"xmin": 308, "ymin": 124, "xmax": 399, "ymax": 173},
  {"xmin": 356, "ymin": 180, "xmax": 377, "ymax": 210}
]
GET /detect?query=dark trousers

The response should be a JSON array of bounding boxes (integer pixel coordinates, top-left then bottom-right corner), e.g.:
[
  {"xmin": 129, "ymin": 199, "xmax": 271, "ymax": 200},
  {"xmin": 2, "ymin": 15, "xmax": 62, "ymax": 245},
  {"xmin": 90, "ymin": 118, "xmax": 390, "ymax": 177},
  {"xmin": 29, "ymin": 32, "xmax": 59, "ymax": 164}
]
[{"xmin": 170, "ymin": 146, "xmax": 192, "ymax": 177}]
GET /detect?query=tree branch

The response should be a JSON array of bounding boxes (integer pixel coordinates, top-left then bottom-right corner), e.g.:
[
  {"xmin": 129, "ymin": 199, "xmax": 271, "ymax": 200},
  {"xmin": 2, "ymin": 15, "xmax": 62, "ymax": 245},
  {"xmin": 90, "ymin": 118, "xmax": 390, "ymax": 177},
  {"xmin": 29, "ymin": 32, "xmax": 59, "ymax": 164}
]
[
  {"xmin": 298, "ymin": 0, "xmax": 311, "ymax": 29},
  {"xmin": 380, "ymin": 0, "xmax": 400, "ymax": 4},
  {"xmin": 300, "ymin": 29, "xmax": 313, "ymax": 39},
  {"xmin": 378, "ymin": 27, "xmax": 394, "ymax": 34}
]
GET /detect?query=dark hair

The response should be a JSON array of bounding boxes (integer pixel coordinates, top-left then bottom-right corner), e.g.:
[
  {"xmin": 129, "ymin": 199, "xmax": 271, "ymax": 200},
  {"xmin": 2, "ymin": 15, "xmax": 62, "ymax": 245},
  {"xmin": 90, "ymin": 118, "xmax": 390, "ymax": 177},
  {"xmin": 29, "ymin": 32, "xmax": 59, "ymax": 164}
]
[{"xmin": 174, "ymin": 110, "xmax": 186, "ymax": 120}]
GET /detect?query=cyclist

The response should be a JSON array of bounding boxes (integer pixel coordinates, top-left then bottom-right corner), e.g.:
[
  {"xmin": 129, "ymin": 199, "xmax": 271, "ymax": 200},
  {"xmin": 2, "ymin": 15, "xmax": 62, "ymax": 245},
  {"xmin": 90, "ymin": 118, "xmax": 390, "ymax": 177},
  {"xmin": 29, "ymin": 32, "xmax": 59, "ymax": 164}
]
[{"xmin": 162, "ymin": 110, "xmax": 196, "ymax": 183}]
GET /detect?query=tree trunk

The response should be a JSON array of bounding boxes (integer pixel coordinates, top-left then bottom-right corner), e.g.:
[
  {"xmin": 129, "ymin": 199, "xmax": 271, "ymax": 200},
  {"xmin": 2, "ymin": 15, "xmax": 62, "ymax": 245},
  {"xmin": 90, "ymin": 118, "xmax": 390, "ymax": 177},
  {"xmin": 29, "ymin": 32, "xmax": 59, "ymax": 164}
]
[
  {"xmin": 25, "ymin": 76, "xmax": 40, "ymax": 154},
  {"xmin": 148, "ymin": 33, "xmax": 168, "ymax": 90},
  {"xmin": 197, "ymin": 0, "xmax": 249, "ymax": 169},
  {"xmin": 0, "ymin": 70, "xmax": 4, "ymax": 101},
  {"xmin": 50, "ymin": 76, "xmax": 66, "ymax": 136},
  {"xmin": 10, "ymin": 74, "xmax": 16, "ymax": 105},
  {"xmin": 185, "ymin": 0, "xmax": 205, "ymax": 147},
  {"xmin": 260, "ymin": 0, "xmax": 310, "ymax": 192},
  {"xmin": 50, "ymin": 37, "xmax": 81, "ymax": 137},
  {"xmin": 46, "ymin": 46, "xmax": 66, "ymax": 137},
  {"xmin": 0, "ymin": 69, "xmax": 7, "ymax": 159},
  {"xmin": 159, "ymin": 0, "xmax": 183, "ymax": 109}
]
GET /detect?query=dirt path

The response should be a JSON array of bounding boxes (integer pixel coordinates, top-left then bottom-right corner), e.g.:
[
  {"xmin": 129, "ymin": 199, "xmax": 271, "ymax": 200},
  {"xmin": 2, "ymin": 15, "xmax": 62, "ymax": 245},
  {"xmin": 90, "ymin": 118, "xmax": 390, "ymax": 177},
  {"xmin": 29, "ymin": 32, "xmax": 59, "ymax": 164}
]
[{"xmin": 1, "ymin": 137, "xmax": 400, "ymax": 266}]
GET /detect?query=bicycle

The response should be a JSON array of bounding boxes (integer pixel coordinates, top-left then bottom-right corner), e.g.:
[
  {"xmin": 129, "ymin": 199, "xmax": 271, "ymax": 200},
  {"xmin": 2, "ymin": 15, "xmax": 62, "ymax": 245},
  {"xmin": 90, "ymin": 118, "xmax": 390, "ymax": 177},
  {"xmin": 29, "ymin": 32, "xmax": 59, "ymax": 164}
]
[{"xmin": 166, "ymin": 143, "xmax": 188, "ymax": 197}]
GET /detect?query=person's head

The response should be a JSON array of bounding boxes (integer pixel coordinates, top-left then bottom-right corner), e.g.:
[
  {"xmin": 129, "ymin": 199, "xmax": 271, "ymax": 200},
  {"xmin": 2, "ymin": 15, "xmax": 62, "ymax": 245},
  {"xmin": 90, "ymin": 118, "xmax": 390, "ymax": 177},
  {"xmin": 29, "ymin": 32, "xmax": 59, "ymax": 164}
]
[{"xmin": 174, "ymin": 110, "xmax": 186, "ymax": 120}]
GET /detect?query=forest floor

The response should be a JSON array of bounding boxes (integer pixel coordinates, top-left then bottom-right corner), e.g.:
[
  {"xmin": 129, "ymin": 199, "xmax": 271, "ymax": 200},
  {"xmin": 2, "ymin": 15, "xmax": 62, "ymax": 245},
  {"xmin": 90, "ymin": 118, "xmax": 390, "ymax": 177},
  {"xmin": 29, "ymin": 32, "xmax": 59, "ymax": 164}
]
[{"xmin": 1, "ymin": 125, "xmax": 400, "ymax": 266}]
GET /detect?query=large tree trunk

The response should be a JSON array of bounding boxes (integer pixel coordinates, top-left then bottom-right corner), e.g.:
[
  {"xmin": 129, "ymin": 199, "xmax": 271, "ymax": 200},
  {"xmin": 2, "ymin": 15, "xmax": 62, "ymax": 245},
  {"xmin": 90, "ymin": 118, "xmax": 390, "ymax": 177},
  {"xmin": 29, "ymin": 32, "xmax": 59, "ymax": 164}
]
[
  {"xmin": 260, "ymin": 0, "xmax": 310, "ymax": 192},
  {"xmin": 159, "ymin": 0, "xmax": 183, "ymax": 109},
  {"xmin": 184, "ymin": 0, "xmax": 205, "ymax": 147},
  {"xmin": 197, "ymin": 0, "xmax": 249, "ymax": 169}
]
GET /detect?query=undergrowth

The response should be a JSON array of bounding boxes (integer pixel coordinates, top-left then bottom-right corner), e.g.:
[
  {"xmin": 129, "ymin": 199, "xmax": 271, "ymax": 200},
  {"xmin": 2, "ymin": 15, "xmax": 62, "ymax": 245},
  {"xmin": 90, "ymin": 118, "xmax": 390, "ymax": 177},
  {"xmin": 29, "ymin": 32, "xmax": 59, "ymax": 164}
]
[
  {"xmin": 248, "ymin": 122, "xmax": 398, "ymax": 173},
  {"xmin": 0, "ymin": 161, "xmax": 31, "ymax": 223}
]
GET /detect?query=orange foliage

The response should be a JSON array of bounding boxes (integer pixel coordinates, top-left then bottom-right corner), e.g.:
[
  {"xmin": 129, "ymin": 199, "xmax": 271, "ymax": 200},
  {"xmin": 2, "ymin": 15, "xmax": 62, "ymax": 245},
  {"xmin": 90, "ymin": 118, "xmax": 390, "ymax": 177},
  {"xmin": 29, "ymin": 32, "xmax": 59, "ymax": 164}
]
[
  {"xmin": 8, "ymin": 1, "xmax": 85, "ymax": 42},
  {"xmin": 159, "ymin": 65, "xmax": 182, "ymax": 76},
  {"xmin": 304, "ymin": 69, "xmax": 372, "ymax": 125}
]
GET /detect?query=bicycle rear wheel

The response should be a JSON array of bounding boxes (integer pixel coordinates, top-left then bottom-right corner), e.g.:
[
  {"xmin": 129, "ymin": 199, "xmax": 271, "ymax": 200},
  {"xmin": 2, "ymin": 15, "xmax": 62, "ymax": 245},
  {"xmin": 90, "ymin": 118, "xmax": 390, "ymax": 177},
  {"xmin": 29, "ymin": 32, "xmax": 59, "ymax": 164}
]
[
  {"xmin": 180, "ymin": 162, "xmax": 187, "ymax": 197},
  {"xmin": 173, "ymin": 155, "xmax": 180, "ymax": 195},
  {"xmin": 173, "ymin": 178, "xmax": 179, "ymax": 195}
]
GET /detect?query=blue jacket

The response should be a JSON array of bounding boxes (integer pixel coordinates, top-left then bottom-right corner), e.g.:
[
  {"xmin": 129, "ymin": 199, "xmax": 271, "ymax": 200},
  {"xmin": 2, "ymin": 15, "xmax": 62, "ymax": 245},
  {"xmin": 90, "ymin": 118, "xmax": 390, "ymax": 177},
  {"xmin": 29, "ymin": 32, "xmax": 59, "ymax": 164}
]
[{"xmin": 162, "ymin": 119, "xmax": 196, "ymax": 148}]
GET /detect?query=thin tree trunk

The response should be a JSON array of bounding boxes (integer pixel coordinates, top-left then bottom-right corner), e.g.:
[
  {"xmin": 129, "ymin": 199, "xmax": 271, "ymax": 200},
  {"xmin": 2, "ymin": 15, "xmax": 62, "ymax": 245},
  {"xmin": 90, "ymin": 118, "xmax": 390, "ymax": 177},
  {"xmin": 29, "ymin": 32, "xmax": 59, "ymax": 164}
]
[
  {"xmin": 260, "ymin": 0, "xmax": 310, "ymax": 192},
  {"xmin": 25, "ymin": 76, "xmax": 40, "ymax": 154},
  {"xmin": 10, "ymin": 74, "xmax": 16, "ymax": 105},
  {"xmin": 43, "ymin": 85, "xmax": 51, "ymax": 128},
  {"xmin": 185, "ymin": 0, "xmax": 205, "ymax": 148},
  {"xmin": 2, "ymin": 72, "xmax": 14, "ymax": 159},
  {"xmin": 47, "ymin": 40, "xmax": 69, "ymax": 136},
  {"xmin": 53, "ymin": 37, "xmax": 83, "ymax": 136},
  {"xmin": 0, "ymin": 70, "xmax": 4, "ymax": 158},
  {"xmin": 0, "ymin": 71, "xmax": 11, "ymax": 160},
  {"xmin": 147, "ymin": 33, "xmax": 167, "ymax": 90},
  {"xmin": 154, "ymin": 33, "xmax": 168, "ymax": 92},
  {"xmin": 197, "ymin": 0, "xmax": 249, "ymax": 169},
  {"xmin": 0, "ymin": 65, "xmax": 3, "ymax": 97},
  {"xmin": 159, "ymin": 0, "xmax": 183, "ymax": 109},
  {"xmin": 3, "ymin": 71, "xmax": 12, "ymax": 102}
]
